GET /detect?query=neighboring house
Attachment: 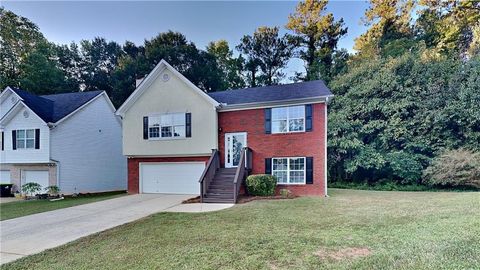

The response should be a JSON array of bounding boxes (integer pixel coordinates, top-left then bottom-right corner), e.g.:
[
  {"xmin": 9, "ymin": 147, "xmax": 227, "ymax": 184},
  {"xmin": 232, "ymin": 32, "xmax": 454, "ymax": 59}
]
[
  {"xmin": 116, "ymin": 60, "xmax": 332, "ymax": 203},
  {"xmin": 0, "ymin": 87, "xmax": 126, "ymax": 194}
]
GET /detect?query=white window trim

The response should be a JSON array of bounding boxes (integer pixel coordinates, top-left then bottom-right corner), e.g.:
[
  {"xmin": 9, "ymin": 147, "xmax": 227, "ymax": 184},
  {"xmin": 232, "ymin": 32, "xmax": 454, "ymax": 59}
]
[
  {"xmin": 15, "ymin": 129, "xmax": 35, "ymax": 150},
  {"xmin": 271, "ymin": 105, "xmax": 306, "ymax": 134},
  {"xmin": 272, "ymin": 157, "xmax": 306, "ymax": 185},
  {"xmin": 148, "ymin": 112, "xmax": 186, "ymax": 140}
]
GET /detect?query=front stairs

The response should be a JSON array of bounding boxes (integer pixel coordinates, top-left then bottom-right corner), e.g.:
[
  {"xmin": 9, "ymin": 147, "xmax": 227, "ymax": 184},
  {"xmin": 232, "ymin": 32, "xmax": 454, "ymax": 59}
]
[{"xmin": 202, "ymin": 168, "xmax": 236, "ymax": 203}]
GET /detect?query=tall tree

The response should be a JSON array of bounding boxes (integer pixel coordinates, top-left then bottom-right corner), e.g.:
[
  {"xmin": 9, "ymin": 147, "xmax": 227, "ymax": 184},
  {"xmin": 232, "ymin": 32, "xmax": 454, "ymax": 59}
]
[
  {"xmin": 0, "ymin": 8, "xmax": 48, "ymax": 89},
  {"xmin": 416, "ymin": 0, "xmax": 480, "ymax": 58},
  {"xmin": 206, "ymin": 40, "xmax": 245, "ymax": 90},
  {"xmin": 286, "ymin": 0, "xmax": 347, "ymax": 82},
  {"xmin": 79, "ymin": 37, "xmax": 123, "ymax": 95},
  {"xmin": 354, "ymin": 0, "xmax": 415, "ymax": 59},
  {"xmin": 144, "ymin": 31, "xmax": 223, "ymax": 91},
  {"xmin": 237, "ymin": 26, "xmax": 297, "ymax": 86}
]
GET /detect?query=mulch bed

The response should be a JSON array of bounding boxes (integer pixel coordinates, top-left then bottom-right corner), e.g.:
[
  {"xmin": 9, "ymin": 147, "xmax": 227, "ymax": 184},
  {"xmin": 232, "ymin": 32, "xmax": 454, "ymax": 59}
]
[{"xmin": 182, "ymin": 194, "xmax": 298, "ymax": 204}]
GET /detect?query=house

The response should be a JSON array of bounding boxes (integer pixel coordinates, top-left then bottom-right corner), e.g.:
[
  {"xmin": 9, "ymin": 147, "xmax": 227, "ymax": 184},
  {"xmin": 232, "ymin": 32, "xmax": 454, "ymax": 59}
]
[
  {"xmin": 0, "ymin": 87, "xmax": 126, "ymax": 194},
  {"xmin": 116, "ymin": 60, "xmax": 332, "ymax": 203}
]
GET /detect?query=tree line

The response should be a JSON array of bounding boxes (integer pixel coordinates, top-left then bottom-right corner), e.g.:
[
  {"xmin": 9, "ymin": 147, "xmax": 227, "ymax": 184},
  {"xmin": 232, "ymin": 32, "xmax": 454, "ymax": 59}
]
[{"xmin": 1, "ymin": 0, "xmax": 479, "ymax": 187}]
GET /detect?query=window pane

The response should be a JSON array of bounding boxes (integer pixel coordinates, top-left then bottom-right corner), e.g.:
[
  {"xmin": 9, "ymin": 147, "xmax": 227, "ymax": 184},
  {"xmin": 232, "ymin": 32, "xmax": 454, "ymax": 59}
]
[
  {"xmin": 149, "ymin": 127, "xmax": 159, "ymax": 138},
  {"xmin": 272, "ymin": 107, "xmax": 287, "ymax": 120},
  {"xmin": 149, "ymin": 116, "xmax": 161, "ymax": 126},
  {"xmin": 17, "ymin": 130, "xmax": 25, "ymax": 139},
  {"xmin": 26, "ymin": 129, "xmax": 35, "ymax": 139},
  {"xmin": 289, "ymin": 119, "xmax": 304, "ymax": 132},
  {"xmin": 272, "ymin": 120, "xmax": 287, "ymax": 133},
  {"xmin": 289, "ymin": 158, "xmax": 305, "ymax": 170},
  {"xmin": 17, "ymin": 139, "xmax": 25, "ymax": 149},
  {"xmin": 173, "ymin": 126, "xmax": 185, "ymax": 137},
  {"xmin": 273, "ymin": 171, "xmax": 288, "ymax": 184},
  {"xmin": 160, "ymin": 115, "xmax": 172, "ymax": 126},
  {"xmin": 161, "ymin": 126, "xmax": 172, "ymax": 137},
  {"xmin": 288, "ymin": 106, "xmax": 305, "ymax": 119},
  {"xmin": 273, "ymin": 158, "xmax": 288, "ymax": 170},
  {"xmin": 172, "ymin": 113, "xmax": 185, "ymax": 125},
  {"xmin": 289, "ymin": 171, "xmax": 305, "ymax": 183},
  {"xmin": 26, "ymin": 139, "xmax": 35, "ymax": 148}
]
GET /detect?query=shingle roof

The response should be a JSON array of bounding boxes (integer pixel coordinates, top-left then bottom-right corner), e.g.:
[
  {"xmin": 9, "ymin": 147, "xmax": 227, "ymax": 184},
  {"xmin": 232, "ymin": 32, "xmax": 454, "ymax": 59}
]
[
  {"xmin": 208, "ymin": 80, "xmax": 332, "ymax": 106},
  {"xmin": 10, "ymin": 88, "xmax": 103, "ymax": 123}
]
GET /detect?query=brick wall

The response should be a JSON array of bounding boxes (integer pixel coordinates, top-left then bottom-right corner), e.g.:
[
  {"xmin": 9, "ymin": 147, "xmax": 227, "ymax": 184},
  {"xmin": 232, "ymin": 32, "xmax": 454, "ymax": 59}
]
[
  {"xmin": 218, "ymin": 103, "xmax": 327, "ymax": 196},
  {"xmin": 127, "ymin": 156, "xmax": 210, "ymax": 194}
]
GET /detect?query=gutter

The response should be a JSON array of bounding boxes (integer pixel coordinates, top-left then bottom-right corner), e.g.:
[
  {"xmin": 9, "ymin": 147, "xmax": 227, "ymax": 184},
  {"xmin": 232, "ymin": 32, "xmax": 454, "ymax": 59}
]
[{"xmin": 217, "ymin": 95, "xmax": 334, "ymax": 112}]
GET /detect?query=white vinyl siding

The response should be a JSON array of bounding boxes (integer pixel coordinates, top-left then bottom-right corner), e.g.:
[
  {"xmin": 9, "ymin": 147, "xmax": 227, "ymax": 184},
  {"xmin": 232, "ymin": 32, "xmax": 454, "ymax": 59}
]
[
  {"xmin": 0, "ymin": 106, "xmax": 49, "ymax": 164},
  {"xmin": 272, "ymin": 157, "xmax": 306, "ymax": 184},
  {"xmin": 271, "ymin": 105, "xmax": 305, "ymax": 133},
  {"xmin": 50, "ymin": 95, "xmax": 126, "ymax": 193}
]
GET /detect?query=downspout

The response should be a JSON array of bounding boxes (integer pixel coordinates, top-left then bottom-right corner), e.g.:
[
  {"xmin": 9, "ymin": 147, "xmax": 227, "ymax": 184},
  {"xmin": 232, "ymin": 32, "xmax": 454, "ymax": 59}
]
[
  {"xmin": 324, "ymin": 97, "xmax": 329, "ymax": 197},
  {"xmin": 51, "ymin": 159, "xmax": 60, "ymax": 188}
]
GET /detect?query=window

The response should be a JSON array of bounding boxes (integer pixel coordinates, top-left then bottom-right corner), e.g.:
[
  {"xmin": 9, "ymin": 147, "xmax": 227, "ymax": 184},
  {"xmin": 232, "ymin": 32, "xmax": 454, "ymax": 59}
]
[
  {"xmin": 148, "ymin": 113, "xmax": 185, "ymax": 139},
  {"xmin": 271, "ymin": 105, "xmax": 305, "ymax": 133},
  {"xmin": 16, "ymin": 129, "xmax": 35, "ymax": 149},
  {"xmin": 272, "ymin": 157, "xmax": 305, "ymax": 184}
]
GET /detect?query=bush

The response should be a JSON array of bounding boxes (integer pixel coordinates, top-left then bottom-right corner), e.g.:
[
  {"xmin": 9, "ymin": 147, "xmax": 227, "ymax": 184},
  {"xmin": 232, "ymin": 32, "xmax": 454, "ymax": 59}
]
[
  {"xmin": 45, "ymin": 185, "xmax": 60, "ymax": 196},
  {"xmin": 21, "ymin": 182, "xmax": 42, "ymax": 197},
  {"xmin": 423, "ymin": 149, "xmax": 480, "ymax": 188},
  {"xmin": 245, "ymin": 174, "xmax": 277, "ymax": 196}
]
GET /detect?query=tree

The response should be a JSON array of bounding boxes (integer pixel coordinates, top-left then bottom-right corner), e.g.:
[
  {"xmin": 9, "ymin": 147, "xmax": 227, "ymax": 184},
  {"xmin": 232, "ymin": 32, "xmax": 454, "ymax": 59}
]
[
  {"xmin": 79, "ymin": 37, "xmax": 123, "ymax": 95},
  {"xmin": 18, "ymin": 43, "xmax": 70, "ymax": 95},
  {"xmin": 144, "ymin": 31, "xmax": 223, "ymax": 91},
  {"xmin": 353, "ymin": 0, "xmax": 415, "ymax": 59},
  {"xmin": 206, "ymin": 40, "xmax": 245, "ymax": 90},
  {"xmin": 0, "ymin": 8, "xmax": 48, "ymax": 89},
  {"xmin": 236, "ymin": 26, "xmax": 297, "ymax": 86},
  {"xmin": 416, "ymin": 0, "xmax": 480, "ymax": 58},
  {"xmin": 286, "ymin": 0, "xmax": 347, "ymax": 82}
]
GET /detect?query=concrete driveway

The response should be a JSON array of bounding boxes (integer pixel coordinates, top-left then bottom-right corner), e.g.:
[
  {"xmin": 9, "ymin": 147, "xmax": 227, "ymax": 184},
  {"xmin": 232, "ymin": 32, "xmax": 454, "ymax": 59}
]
[{"xmin": 0, "ymin": 194, "xmax": 232, "ymax": 264}]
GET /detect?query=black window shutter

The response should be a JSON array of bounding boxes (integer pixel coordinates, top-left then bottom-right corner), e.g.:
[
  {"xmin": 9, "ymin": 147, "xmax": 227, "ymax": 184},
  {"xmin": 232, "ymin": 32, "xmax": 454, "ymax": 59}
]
[
  {"xmin": 306, "ymin": 157, "xmax": 313, "ymax": 184},
  {"xmin": 305, "ymin": 104, "xmax": 313, "ymax": 132},
  {"xmin": 265, "ymin": 158, "xmax": 272, "ymax": 174},
  {"xmin": 185, "ymin": 113, "xmax": 192, "ymax": 137},
  {"xmin": 12, "ymin": 130, "xmax": 16, "ymax": 150},
  {"xmin": 264, "ymin": 108, "xmax": 272, "ymax": 134},
  {"xmin": 35, "ymin": 129, "xmax": 40, "ymax": 149},
  {"xmin": 143, "ymin": 117, "xmax": 148, "ymax": 140},
  {"xmin": 1, "ymin": 132, "xmax": 4, "ymax": 151}
]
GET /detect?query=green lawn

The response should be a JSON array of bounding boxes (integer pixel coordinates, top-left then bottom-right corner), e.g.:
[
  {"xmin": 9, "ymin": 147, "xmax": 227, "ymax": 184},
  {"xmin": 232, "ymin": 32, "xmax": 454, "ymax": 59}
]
[
  {"xmin": 0, "ymin": 192, "xmax": 126, "ymax": 221},
  {"xmin": 2, "ymin": 189, "xmax": 479, "ymax": 270}
]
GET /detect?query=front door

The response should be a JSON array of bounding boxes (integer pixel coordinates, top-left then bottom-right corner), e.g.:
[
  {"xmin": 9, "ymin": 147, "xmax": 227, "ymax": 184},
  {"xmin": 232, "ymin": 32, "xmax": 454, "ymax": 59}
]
[{"xmin": 225, "ymin": 132, "xmax": 247, "ymax": 168}]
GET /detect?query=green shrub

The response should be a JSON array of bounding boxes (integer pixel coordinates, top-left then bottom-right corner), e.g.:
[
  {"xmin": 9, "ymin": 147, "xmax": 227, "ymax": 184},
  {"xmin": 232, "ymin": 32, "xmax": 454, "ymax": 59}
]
[
  {"xmin": 245, "ymin": 174, "xmax": 277, "ymax": 196},
  {"xmin": 45, "ymin": 185, "xmax": 60, "ymax": 195},
  {"xmin": 423, "ymin": 149, "xmax": 480, "ymax": 188},
  {"xmin": 21, "ymin": 182, "xmax": 42, "ymax": 197}
]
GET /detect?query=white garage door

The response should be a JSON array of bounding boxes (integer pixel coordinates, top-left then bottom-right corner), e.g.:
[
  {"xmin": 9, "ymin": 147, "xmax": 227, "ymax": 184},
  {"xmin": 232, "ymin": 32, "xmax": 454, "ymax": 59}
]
[
  {"xmin": 140, "ymin": 162, "xmax": 205, "ymax": 194},
  {"xmin": 0, "ymin": 171, "xmax": 11, "ymax": 184},
  {"xmin": 24, "ymin": 170, "xmax": 49, "ymax": 189}
]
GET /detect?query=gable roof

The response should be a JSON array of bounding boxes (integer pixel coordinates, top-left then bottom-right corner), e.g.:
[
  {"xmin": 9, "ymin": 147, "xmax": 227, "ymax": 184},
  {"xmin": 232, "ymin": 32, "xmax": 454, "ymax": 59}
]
[
  {"xmin": 116, "ymin": 59, "xmax": 220, "ymax": 116},
  {"xmin": 208, "ymin": 80, "xmax": 333, "ymax": 106},
  {"xmin": 7, "ymin": 88, "xmax": 103, "ymax": 123}
]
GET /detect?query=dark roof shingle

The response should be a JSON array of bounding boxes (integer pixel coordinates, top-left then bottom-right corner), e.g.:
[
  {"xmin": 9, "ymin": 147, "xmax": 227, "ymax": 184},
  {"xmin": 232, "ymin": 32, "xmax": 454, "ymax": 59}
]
[
  {"xmin": 208, "ymin": 80, "xmax": 332, "ymax": 105},
  {"xmin": 10, "ymin": 88, "xmax": 103, "ymax": 123}
]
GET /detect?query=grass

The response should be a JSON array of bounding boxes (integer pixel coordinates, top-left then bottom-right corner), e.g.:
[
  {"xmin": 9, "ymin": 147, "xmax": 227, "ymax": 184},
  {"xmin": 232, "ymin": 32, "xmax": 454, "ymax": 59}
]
[
  {"xmin": 2, "ymin": 189, "xmax": 479, "ymax": 269},
  {"xmin": 0, "ymin": 191, "xmax": 126, "ymax": 221}
]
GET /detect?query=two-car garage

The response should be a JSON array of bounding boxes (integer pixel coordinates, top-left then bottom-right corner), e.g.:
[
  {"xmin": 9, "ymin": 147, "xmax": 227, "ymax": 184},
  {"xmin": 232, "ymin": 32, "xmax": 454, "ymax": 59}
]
[{"xmin": 140, "ymin": 162, "xmax": 205, "ymax": 194}]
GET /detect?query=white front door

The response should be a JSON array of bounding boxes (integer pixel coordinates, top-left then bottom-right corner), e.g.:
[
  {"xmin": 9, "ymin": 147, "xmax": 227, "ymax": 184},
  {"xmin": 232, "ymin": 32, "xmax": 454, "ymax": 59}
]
[{"xmin": 225, "ymin": 132, "xmax": 247, "ymax": 168}]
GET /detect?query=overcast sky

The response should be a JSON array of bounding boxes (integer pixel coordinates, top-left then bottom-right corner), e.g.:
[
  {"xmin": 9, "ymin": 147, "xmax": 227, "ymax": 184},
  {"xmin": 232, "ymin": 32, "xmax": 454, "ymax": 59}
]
[{"xmin": 3, "ymin": 0, "xmax": 370, "ymax": 80}]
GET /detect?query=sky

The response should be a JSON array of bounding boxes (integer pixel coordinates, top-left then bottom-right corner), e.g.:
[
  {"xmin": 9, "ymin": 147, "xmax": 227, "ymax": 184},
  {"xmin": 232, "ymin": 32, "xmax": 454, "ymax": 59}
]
[{"xmin": 2, "ymin": 0, "xmax": 370, "ymax": 80}]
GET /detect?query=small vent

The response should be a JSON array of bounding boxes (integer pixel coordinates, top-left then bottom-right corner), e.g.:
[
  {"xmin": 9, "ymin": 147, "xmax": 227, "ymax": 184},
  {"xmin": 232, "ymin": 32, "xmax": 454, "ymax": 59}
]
[
  {"xmin": 23, "ymin": 110, "xmax": 29, "ymax": 118},
  {"xmin": 162, "ymin": 73, "xmax": 170, "ymax": 82}
]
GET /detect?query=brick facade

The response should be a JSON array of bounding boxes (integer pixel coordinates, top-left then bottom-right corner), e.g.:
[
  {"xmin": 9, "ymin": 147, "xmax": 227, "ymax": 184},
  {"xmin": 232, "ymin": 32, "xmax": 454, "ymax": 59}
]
[
  {"xmin": 218, "ymin": 103, "xmax": 327, "ymax": 196},
  {"xmin": 127, "ymin": 156, "xmax": 210, "ymax": 194}
]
